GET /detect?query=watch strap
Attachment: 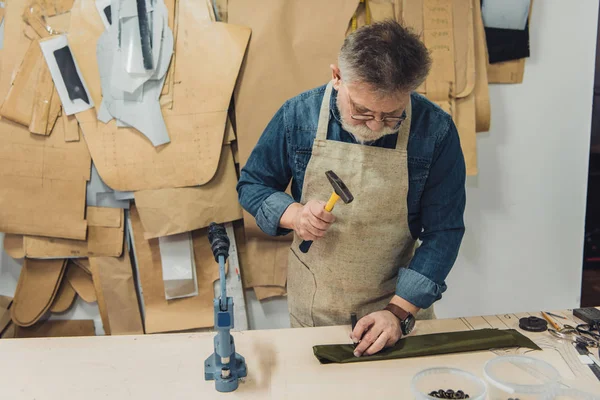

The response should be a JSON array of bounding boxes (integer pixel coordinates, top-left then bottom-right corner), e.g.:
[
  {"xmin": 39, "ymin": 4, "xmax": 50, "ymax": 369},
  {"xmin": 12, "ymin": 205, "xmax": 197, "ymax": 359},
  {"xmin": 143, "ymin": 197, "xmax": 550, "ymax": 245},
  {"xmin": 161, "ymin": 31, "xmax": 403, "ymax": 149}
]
[{"xmin": 384, "ymin": 303, "xmax": 412, "ymax": 322}]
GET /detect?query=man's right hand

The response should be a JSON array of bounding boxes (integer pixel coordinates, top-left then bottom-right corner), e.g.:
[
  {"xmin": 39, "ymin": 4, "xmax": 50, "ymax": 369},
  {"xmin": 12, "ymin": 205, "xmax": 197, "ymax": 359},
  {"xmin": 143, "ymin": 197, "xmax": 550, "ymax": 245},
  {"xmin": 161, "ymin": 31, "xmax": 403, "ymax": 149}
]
[{"xmin": 281, "ymin": 201, "xmax": 335, "ymax": 241}]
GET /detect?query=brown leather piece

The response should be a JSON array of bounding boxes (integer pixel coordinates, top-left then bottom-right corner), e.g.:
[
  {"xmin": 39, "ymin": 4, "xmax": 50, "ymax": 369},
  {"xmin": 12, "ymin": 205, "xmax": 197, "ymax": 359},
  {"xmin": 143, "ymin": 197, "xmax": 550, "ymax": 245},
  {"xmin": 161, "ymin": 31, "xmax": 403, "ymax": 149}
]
[
  {"xmin": 49, "ymin": 277, "xmax": 77, "ymax": 313},
  {"xmin": 10, "ymin": 258, "xmax": 67, "ymax": 327},
  {"xmin": 66, "ymin": 262, "xmax": 97, "ymax": 303}
]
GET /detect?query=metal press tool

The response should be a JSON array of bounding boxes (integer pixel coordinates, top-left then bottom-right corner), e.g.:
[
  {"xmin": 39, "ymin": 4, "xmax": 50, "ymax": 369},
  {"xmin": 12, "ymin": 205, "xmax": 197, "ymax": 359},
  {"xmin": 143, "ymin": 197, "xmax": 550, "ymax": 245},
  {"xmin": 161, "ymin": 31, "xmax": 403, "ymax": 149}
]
[{"xmin": 204, "ymin": 223, "xmax": 247, "ymax": 392}]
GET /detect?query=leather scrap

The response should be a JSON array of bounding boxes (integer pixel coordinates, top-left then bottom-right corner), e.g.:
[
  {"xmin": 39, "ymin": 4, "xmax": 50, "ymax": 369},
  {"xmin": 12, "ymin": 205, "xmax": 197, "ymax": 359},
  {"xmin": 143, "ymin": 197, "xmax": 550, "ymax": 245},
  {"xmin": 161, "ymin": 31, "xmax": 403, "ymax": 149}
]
[
  {"xmin": 313, "ymin": 329, "xmax": 541, "ymax": 364},
  {"xmin": 10, "ymin": 258, "xmax": 67, "ymax": 327}
]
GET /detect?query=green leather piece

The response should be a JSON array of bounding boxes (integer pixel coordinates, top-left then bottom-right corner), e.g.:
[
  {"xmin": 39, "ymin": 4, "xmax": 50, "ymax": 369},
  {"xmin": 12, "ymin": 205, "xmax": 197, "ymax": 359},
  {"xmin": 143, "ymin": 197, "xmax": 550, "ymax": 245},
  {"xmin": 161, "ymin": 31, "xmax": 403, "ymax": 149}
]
[{"xmin": 313, "ymin": 329, "xmax": 541, "ymax": 364}]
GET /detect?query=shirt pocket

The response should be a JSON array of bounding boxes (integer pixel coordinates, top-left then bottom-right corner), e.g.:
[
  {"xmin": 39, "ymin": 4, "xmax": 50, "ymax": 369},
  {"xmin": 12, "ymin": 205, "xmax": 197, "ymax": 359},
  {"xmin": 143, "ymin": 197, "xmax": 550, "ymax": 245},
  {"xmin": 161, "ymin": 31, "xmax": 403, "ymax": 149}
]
[
  {"xmin": 292, "ymin": 148, "xmax": 313, "ymax": 193},
  {"xmin": 294, "ymin": 148, "xmax": 313, "ymax": 169},
  {"xmin": 408, "ymin": 156, "xmax": 430, "ymax": 205}
]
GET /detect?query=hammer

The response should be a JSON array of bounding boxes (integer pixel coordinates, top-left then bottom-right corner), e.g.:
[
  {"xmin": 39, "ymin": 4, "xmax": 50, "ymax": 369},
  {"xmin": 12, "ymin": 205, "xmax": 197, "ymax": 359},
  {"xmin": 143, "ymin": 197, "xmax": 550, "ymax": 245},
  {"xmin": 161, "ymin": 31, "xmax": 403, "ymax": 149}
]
[{"xmin": 299, "ymin": 170, "xmax": 354, "ymax": 253}]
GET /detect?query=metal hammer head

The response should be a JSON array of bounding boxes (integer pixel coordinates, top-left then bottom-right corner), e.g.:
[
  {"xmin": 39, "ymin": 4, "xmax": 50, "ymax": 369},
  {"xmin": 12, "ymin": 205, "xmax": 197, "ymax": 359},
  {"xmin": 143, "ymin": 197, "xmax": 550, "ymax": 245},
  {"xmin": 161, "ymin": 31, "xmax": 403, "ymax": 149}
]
[{"xmin": 325, "ymin": 170, "xmax": 354, "ymax": 204}]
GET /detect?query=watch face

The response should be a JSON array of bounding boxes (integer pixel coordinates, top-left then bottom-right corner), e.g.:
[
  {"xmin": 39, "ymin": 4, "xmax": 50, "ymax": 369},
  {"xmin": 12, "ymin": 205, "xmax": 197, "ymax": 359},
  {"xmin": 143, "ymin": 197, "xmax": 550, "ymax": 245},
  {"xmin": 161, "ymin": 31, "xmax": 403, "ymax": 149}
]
[{"xmin": 402, "ymin": 315, "xmax": 416, "ymax": 335}]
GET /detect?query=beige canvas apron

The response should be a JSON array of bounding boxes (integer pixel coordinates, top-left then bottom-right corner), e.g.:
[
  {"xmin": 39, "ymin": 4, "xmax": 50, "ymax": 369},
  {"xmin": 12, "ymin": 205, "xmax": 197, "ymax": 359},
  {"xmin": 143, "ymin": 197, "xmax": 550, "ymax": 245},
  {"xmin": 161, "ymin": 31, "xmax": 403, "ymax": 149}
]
[{"xmin": 287, "ymin": 81, "xmax": 435, "ymax": 327}]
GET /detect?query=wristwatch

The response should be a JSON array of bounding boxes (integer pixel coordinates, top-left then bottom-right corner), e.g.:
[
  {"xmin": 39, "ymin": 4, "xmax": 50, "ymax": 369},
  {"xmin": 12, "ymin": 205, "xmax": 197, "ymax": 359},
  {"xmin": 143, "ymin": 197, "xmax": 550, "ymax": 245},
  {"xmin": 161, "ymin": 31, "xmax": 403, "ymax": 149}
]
[{"xmin": 384, "ymin": 303, "xmax": 415, "ymax": 335}]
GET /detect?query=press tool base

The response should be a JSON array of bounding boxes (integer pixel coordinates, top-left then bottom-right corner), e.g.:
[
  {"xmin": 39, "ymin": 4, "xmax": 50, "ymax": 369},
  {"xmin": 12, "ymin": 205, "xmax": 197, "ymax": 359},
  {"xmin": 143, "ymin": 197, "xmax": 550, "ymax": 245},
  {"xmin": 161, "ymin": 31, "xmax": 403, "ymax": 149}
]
[{"xmin": 204, "ymin": 352, "xmax": 247, "ymax": 392}]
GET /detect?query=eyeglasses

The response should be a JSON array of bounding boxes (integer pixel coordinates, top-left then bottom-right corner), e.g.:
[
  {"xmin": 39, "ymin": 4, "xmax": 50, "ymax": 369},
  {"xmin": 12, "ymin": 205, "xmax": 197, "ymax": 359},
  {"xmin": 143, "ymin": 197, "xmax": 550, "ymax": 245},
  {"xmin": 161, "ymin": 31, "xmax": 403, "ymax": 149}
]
[{"xmin": 344, "ymin": 85, "xmax": 406, "ymax": 124}]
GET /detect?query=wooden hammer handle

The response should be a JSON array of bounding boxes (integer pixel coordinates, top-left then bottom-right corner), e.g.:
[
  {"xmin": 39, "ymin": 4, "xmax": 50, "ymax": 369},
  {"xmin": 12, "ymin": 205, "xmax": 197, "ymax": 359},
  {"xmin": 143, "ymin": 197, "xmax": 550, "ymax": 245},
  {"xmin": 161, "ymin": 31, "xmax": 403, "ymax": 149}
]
[{"xmin": 299, "ymin": 192, "xmax": 340, "ymax": 254}]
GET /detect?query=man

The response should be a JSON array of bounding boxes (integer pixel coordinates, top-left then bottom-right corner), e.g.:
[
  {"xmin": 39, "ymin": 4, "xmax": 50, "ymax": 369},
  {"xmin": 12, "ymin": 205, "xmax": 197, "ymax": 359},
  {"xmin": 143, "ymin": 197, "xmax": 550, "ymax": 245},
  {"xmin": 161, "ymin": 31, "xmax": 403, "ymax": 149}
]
[{"xmin": 237, "ymin": 20, "xmax": 466, "ymax": 357}]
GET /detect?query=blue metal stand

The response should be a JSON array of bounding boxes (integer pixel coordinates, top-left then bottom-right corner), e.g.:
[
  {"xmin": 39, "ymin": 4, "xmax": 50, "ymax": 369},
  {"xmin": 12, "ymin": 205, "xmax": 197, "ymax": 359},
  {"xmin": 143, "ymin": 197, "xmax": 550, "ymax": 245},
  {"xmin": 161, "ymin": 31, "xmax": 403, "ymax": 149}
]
[{"xmin": 204, "ymin": 224, "xmax": 247, "ymax": 392}]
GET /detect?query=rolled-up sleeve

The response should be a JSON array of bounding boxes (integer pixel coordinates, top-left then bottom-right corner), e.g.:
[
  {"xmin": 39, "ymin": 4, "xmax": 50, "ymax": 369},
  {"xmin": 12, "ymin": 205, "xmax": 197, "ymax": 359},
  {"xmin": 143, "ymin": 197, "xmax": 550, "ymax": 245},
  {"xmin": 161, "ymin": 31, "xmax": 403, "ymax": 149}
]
[
  {"xmin": 236, "ymin": 104, "xmax": 295, "ymax": 236},
  {"xmin": 396, "ymin": 119, "xmax": 466, "ymax": 309}
]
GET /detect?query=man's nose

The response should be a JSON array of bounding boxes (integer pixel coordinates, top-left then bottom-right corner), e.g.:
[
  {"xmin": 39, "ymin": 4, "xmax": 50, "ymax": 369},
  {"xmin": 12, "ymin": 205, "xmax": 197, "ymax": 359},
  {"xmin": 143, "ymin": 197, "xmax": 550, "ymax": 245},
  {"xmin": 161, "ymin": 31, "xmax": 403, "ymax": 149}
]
[{"xmin": 366, "ymin": 119, "xmax": 385, "ymax": 132}]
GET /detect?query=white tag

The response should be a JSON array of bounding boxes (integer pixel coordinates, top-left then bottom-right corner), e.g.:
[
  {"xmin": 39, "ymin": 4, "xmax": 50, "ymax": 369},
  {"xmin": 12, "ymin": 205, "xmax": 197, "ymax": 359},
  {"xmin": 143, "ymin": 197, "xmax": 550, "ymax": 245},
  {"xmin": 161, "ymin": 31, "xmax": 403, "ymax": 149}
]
[
  {"xmin": 158, "ymin": 232, "xmax": 198, "ymax": 300},
  {"xmin": 39, "ymin": 35, "xmax": 94, "ymax": 115},
  {"xmin": 578, "ymin": 354, "xmax": 593, "ymax": 365},
  {"xmin": 482, "ymin": 0, "xmax": 530, "ymax": 31}
]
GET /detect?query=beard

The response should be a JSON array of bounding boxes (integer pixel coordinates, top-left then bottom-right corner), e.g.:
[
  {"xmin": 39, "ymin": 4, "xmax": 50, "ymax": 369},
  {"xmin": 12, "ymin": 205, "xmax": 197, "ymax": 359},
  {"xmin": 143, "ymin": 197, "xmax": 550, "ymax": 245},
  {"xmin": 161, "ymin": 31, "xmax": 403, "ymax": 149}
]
[{"xmin": 336, "ymin": 97, "xmax": 399, "ymax": 144}]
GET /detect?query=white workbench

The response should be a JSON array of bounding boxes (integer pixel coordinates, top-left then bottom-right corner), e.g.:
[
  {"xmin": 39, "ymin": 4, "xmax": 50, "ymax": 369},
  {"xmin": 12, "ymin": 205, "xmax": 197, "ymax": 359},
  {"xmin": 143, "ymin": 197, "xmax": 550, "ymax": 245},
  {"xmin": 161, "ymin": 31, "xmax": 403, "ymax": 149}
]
[{"xmin": 0, "ymin": 311, "xmax": 599, "ymax": 399}]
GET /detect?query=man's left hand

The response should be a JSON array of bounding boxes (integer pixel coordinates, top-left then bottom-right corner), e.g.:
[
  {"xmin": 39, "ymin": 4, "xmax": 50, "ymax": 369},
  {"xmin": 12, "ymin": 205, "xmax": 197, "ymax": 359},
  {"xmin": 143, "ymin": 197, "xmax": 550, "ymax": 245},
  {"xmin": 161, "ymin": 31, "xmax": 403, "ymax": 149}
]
[{"xmin": 350, "ymin": 310, "xmax": 401, "ymax": 357}]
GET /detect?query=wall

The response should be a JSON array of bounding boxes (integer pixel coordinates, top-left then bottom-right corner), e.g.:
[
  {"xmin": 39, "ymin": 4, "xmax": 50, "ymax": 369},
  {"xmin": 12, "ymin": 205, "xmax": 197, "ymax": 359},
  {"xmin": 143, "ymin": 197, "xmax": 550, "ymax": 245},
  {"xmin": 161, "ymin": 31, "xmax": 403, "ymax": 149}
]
[{"xmin": 1, "ymin": 0, "xmax": 598, "ymax": 331}]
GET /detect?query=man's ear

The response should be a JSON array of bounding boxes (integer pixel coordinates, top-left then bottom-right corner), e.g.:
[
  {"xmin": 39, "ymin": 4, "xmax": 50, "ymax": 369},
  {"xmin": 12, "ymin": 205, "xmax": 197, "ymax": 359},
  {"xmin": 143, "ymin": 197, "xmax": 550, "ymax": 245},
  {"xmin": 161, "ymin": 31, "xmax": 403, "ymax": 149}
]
[{"xmin": 330, "ymin": 64, "xmax": 342, "ymax": 90}]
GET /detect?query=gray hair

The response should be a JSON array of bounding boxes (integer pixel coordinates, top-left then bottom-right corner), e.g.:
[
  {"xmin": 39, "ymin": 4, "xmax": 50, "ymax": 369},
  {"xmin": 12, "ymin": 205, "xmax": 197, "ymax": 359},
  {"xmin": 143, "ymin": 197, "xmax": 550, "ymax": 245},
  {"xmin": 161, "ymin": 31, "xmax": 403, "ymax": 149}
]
[{"xmin": 338, "ymin": 20, "xmax": 432, "ymax": 95}]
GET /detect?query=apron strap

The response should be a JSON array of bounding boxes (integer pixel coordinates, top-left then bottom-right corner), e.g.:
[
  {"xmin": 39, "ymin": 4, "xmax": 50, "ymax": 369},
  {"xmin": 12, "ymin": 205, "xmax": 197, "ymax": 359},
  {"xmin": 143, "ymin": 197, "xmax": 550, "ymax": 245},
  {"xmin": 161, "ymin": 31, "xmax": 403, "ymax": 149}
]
[
  {"xmin": 395, "ymin": 96, "xmax": 412, "ymax": 151},
  {"xmin": 315, "ymin": 81, "xmax": 334, "ymax": 141}
]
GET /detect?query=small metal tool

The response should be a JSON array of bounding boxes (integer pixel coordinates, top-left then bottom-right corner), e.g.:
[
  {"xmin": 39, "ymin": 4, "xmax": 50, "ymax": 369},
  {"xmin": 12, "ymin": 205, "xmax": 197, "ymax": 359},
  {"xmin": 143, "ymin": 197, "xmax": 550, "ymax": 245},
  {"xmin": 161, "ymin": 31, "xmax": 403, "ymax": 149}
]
[
  {"xmin": 549, "ymin": 328, "xmax": 599, "ymax": 348},
  {"xmin": 350, "ymin": 313, "xmax": 358, "ymax": 348},
  {"xmin": 544, "ymin": 311, "xmax": 567, "ymax": 320},
  {"xmin": 204, "ymin": 223, "xmax": 247, "ymax": 392},
  {"xmin": 299, "ymin": 170, "xmax": 354, "ymax": 253}
]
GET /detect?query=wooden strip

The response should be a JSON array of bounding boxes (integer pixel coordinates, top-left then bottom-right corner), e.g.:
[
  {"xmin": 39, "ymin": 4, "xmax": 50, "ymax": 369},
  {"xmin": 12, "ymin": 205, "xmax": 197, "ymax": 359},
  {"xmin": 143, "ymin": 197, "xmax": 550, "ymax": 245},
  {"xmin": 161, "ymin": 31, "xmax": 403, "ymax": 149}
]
[
  {"xmin": 29, "ymin": 62, "xmax": 54, "ymax": 135},
  {"xmin": 63, "ymin": 113, "xmax": 80, "ymax": 141}
]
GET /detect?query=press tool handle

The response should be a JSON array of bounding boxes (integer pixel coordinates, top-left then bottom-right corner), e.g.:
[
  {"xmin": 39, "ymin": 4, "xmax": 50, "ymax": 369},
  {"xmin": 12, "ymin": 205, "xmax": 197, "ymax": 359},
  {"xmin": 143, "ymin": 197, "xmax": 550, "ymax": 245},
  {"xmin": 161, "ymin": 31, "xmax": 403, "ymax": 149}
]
[
  {"xmin": 208, "ymin": 223, "xmax": 230, "ymax": 307},
  {"xmin": 208, "ymin": 222, "xmax": 230, "ymax": 262}
]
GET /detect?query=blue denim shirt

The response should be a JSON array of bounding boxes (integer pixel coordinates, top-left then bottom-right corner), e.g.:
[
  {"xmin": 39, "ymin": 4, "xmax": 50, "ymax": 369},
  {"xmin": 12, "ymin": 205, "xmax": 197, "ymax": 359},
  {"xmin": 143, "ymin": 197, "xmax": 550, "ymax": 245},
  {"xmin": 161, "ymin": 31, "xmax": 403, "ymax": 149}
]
[{"xmin": 237, "ymin": 84, "xmax": 466, "ymax": 310}]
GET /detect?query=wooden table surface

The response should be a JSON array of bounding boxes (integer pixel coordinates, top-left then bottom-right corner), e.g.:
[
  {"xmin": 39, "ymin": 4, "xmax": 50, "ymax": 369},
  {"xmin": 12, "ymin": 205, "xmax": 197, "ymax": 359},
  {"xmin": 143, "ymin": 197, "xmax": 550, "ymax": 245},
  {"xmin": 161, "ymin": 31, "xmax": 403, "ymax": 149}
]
[{"xmin": 1, "ymin": 310, "xmax": 599, "ymax": 399}]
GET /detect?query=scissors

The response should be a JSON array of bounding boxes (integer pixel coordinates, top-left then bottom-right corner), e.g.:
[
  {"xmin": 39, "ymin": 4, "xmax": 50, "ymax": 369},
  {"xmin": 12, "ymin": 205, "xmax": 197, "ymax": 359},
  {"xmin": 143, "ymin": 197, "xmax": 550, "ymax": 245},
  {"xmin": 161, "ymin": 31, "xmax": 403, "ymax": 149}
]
[
  {"xmin": 576, "ymin": 322, "xmax": 600, "ymax": 342},
  {"xmin": 548, "ymin": 328, "xmax": 599, "ymax": 348}
]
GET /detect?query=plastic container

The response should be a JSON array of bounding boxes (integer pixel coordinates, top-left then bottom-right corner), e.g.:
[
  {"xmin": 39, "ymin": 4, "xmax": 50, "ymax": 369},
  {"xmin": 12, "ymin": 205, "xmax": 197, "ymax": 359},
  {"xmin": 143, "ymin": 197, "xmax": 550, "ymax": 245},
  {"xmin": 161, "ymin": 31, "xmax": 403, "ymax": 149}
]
[
  {"xmin": 483, "ymin": 355, "xmax": 561, "ymax": 399},
  {"xmin": 541, "ymin": 388, "xmax": 600, "ymax": 400},
  {"xmin": 411, "ymin": 367, "xmax": 487, "ymax": 400}
]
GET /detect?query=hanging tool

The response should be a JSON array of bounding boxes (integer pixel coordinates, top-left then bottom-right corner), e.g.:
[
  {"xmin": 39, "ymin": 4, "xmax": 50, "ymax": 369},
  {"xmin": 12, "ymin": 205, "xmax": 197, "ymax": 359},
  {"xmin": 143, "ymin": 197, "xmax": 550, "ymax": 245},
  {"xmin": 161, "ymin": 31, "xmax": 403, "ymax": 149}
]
[
  {"xmin": 299, "ymin": 170, "xmax": 354, "ymax": 253},
  {"xmin": 204, "ymin": 223, "xmax": 247, "ymax": 392}
]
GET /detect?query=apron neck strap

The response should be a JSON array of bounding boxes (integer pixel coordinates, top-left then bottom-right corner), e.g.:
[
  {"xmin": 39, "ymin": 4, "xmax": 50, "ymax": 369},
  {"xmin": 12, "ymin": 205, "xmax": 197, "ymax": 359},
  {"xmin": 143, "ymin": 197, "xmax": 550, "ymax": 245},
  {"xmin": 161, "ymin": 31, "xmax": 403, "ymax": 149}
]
[
  {"xmin": 315, "ymin": 81, "xmax": 334, "ymax": 141},
  {"xmin": 395, "ymin": 96, "xmax": 412, "ymax": 150},
  {"xmin": 316, "ymin": 81, "xmax": 413, "ymax": 150}
]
